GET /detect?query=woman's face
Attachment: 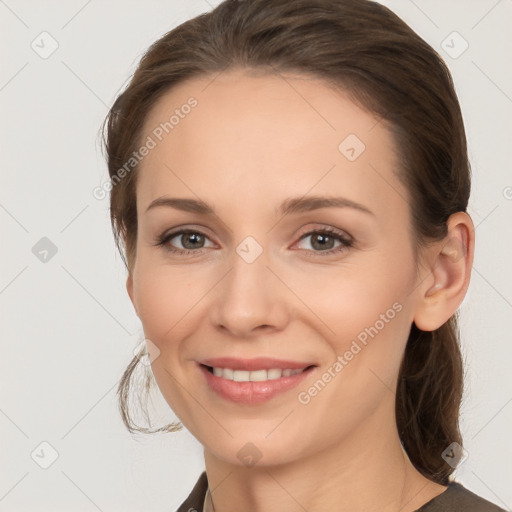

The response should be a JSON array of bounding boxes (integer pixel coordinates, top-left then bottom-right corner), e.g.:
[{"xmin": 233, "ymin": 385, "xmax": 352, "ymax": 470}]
[{"xmin": 128, "ymin": 68, "xmax": 426, "ymax": 466}]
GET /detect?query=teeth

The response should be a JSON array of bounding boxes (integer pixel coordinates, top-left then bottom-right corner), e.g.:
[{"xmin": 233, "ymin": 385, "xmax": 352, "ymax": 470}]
[
  {"xmin": 210, "ymin": 367, "xmax": 305, "ymax": 382},
  {"xmin": 233, "ymin": 370, "xmax": 250, "ymax": 382},
  {"xmin": 247, "ymin": 369, "xmax": 267, "ymax": 382},
  {"xmin": 267, "ymin": 368, "xmax": 282, "ymax": 380}
]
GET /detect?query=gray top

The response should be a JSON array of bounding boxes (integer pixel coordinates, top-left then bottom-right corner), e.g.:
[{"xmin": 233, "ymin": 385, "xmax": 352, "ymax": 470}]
[{"xmin": 175, "ymin": 471, "xmax": 507, "ymax": 512}]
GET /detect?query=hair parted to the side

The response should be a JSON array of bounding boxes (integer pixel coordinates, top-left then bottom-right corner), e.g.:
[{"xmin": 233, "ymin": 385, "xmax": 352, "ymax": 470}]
[{"xmin": 102, "ymin": 0, "xmax": 470, "ymax": 485}]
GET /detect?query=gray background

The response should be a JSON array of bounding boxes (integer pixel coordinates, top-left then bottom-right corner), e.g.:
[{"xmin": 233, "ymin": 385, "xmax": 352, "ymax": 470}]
[{"xmin": 0, "ymin": 0, "xmax": 511, "ymax": 510}]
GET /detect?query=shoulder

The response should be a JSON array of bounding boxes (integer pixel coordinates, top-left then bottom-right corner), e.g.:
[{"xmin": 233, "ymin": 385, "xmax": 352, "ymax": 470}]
[
  {"xmin": 174, "ymin": 471, "xmax": 208, "ymax": 512},
  {"xmin": 417, "ymin": 481, "xmax": 507, "ymax": 512}
]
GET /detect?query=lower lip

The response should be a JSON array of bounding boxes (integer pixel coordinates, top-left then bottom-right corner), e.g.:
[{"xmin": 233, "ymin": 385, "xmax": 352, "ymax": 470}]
[{"xmin": 199, "ymin": 364, "xmax": 315, "ymax": 405}]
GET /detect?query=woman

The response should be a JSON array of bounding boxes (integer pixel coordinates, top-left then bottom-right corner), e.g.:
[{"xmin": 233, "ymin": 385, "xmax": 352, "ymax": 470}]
[{"xmin": 102, "ymin": 0, "xmax": 506, "ymax": 510}]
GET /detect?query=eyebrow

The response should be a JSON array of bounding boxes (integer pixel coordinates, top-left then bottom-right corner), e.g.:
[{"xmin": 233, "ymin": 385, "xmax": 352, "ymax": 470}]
[{"xmin": 145, "ymin": 195, "xmax": 374, "ymax": 217}]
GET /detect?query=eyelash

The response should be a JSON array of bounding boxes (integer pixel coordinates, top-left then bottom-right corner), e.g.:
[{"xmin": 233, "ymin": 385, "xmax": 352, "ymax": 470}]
[{"xmin": 153, "ymin": 227, "xmax": 354, "ymax": 257}]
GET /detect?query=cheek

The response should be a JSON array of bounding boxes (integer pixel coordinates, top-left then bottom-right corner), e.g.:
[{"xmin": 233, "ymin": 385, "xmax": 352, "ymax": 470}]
[
  {"xmin": 285, "ymin": 253, "xmax": 414, "ymax": 349},
  {"xmin": 135, "ymin": 274, "xmax": 176, "ymax": 339},
  {"xmin": 132, "ymin": 258, "xmax": 216, "ymax": 347},
  {"xmin": 286, "ymin": 268, "xmax": 414, "ymax": 452},
  {"xmin": 131, "ymin": 260, "xmax": 212, "ymax": 422},
  {"xmin": 292, "ymin": 250, "xmax": 416, "ymax": 394}
]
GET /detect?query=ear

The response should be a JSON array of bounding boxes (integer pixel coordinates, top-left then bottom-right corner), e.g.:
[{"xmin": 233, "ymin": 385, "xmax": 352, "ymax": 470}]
[
  {"xmin": 413, "ymin": 212, "xmax": 475, "ymax": 331},
  {"xmin": 126, "ymin": 274, "xmax": 139, "ymax": 318}
]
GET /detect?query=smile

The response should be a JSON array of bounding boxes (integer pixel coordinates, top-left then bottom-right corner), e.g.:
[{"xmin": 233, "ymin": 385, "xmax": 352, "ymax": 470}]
[{"xmin": 198, "ymin": 358, "xmax": 317, "ymax": 404}]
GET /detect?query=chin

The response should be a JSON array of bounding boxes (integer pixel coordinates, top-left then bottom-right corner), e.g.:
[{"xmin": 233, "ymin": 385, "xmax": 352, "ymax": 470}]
[{"xmin": 198, "ymin": 426, "xmax": 314, "ymax": 469}]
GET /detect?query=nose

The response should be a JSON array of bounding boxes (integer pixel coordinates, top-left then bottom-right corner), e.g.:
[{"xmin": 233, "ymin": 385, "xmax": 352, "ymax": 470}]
[{"xmin": 212, "ymin": 246, "xmax": 290, "ymax": 338}]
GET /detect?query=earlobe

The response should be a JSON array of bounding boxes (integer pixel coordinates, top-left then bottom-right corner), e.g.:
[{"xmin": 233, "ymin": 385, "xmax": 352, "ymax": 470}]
[{"xmin": 414, "ymin": 212, "xmax": 474, "ymax": 331}]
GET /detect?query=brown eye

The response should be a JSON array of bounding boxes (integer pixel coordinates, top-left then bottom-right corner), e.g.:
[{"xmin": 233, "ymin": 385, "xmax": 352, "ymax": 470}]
[
  {"xmin": 177, "ymin": 232, "xmax": 206, "ymax": 250},
  {"xmin": 155, "ymin": 229, "xmax": 215, "ymax": 254},
  {"xmin": 296, "ymin": 228, "xmax": 353, "ymax": 255},
  {"xmin": 309, "ymin": 232, "xmax": 337, "ymax": 251}
]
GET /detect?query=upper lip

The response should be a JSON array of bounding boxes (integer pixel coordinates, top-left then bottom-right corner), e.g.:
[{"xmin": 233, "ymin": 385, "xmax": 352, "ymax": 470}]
[{"xmin": 199, "ymin": 357, "xmax": 316, "ymax": 371}]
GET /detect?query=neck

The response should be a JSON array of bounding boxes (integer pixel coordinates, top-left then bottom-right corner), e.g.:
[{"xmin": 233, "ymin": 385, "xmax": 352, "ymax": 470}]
[{"xmin": 203, "ymin": 403, "xmax": 446, "ymax": 512}]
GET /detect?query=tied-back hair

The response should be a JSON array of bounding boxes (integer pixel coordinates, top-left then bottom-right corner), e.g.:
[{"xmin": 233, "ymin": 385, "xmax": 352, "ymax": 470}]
[{"xmin": 102, "ymin": 0, "xmax": 470, "ymax": 485}]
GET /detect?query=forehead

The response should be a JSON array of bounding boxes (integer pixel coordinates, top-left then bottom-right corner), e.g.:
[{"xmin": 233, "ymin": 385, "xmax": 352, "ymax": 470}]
[{"xmin": 136, "ymin": 68, "xmax": 406, "ymax": 218}]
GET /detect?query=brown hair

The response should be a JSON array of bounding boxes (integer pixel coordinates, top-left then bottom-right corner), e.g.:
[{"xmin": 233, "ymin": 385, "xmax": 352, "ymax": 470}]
[{"xmin": 102, "ymin": 0, "xmax": 470, "ymax": 485}]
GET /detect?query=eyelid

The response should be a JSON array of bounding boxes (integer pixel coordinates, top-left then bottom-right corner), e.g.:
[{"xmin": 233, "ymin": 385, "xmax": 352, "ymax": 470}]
[{"xmin": 294, "ymin": 224, "xmax": 353, "ymax": 244}]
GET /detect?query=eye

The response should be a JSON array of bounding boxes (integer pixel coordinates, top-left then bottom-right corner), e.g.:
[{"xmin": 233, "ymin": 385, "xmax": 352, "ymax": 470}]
[
  {"xmin": 153, "ymin": 229, "xmax": 215, "ymax": 255},
  {"xmin": 295, "ymin": 228, "xmax": 353, "ymax": 256}
]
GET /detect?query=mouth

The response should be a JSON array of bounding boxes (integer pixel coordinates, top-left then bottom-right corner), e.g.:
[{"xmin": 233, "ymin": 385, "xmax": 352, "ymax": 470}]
[{"xmin": 198, "ymin": 358, "xmax": 317, "ymax": 404}]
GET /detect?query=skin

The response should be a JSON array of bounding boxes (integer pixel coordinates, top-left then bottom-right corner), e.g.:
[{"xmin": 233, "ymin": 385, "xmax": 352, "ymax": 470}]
[{"xmin": 126, "ymin": 68, "xmax": 474, "ymax": 512}]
